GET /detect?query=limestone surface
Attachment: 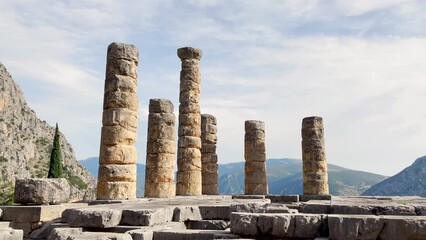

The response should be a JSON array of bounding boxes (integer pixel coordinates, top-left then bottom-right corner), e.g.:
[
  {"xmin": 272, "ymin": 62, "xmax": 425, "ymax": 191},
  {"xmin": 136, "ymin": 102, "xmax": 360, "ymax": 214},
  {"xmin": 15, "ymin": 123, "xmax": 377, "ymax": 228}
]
[
  {"xmin": 98, "ymin": 42, "xmax": 139, "ymax": 200},
  {"xmin": 244, "ymin": 120, "xmax": 268, "ymax": 195},
  {"xmin": 176, "ymin": 47, "xmax": 203, "ymax": 196},
  {"xmin": 145, "ymin": 99, "xmax": 176, "ymax": 198},
  {"xmin": 14, "ymin": 178, "xmax": 70, "ymax": 205},
  {"xmin": 201, "ymin": 114, "xmax": 218, "ymax": 195},
  {"xmin": 302, "ymin": 116, "xmax": 329, "ymax": 195},
  {"xmin": 63, "ymin": 208, "xmax": 122, "ymax": 228}
]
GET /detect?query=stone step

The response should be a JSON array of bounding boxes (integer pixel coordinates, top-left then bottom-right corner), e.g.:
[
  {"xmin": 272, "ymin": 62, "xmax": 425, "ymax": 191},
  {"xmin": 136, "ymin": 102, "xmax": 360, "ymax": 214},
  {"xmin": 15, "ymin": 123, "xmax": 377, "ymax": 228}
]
[
  {"xmin": 0, "ymin": 227, "xmax": 24, "ymax": 240},
  {"xmin": 153, "ymin": 229, "xmax": 242, "ymax": 240},
  {"xmin": 0, "ymin": 221, "xmax": 11, "ymax": 228}
]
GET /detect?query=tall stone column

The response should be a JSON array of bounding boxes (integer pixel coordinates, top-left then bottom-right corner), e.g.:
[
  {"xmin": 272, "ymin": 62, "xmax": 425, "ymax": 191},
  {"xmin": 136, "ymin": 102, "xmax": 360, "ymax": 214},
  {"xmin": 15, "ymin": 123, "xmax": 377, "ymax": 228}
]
[
  {"xmin": 145, "ymin": 99, "xmax": 176, "ymax": 198},
  {"xmin": 176, "ymin": 47, "xmax": 202, "ymax": 196},
  {"xmin": 201, "ymin": 114, "xmax": 218, "ymax": 195},
  {"xmin": 301, "ymin": 116, "xmax": 329, "ymax": 195},
  {"xmin": 97, "ymin": 42, "xmax": 139, "ymax": 200},
  {"xmin": 244, "ymin": 120, "xmax": 268, "ymax": 195}
]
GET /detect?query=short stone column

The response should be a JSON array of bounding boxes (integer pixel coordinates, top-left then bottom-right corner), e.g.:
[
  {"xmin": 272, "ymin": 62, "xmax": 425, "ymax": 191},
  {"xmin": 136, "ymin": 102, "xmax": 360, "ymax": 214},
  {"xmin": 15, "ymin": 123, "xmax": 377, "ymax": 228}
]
[
  {"xmin": 97, "ymin": 42, "xmax": 139, "ymax": 200},
  {"xmin": 145, "ymin": 99, "xmax": 176, "ymax": 198},
  {"xmin": 201, "ymin": 114, "xmax": 218, "ymax": 195},
  {"xmin": 176, "ymin": 47, "xmax": 202, "ymax": 196},
  {"xmin": 301, "ymin": 116, "xmax": 329, "ymax": 195},
  {"xmin": 244, "ymin": 120, "xmax": 268, "ymax": 195}
]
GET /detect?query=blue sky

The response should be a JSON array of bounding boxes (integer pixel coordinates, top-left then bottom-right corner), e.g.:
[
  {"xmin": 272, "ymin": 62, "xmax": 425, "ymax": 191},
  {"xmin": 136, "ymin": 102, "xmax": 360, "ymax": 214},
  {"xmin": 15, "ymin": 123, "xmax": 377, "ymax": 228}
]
[{"xmin": 1, "ymin": 0, "xmax": 426, "ymax": 176}]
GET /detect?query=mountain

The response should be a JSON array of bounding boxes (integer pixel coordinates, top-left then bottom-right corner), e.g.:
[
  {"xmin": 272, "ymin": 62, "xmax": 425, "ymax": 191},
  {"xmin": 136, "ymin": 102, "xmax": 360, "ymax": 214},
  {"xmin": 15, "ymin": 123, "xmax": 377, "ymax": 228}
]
[
  {"xmin": 81, "ymin": 157, "xmax": 386, "ymax": 197},
  {"xmin": 0, "ymin": 63, "xmax": 96, "ymax": 202},
  {"xmin": 362, "ymin": 156, "xmax": 426, "ymax": 197},
  {"xmin": 219, "ymin": 158, "xmax": 387, "ymax": 196},
  {"xmin": 80, "ymin": 157, "xmax": 146, "ymax": 197}
]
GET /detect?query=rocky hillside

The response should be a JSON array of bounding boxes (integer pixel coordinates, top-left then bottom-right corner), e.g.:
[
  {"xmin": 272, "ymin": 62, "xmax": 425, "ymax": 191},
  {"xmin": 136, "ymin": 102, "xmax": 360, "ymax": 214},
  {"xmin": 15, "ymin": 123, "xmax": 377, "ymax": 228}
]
[
  {"xmin": 362, "ymin": 156, "xmax": 426, "ymax": 197},
  {"xmin": 0, "ymin": 63, "xmax": 96, "ymax": 202}
]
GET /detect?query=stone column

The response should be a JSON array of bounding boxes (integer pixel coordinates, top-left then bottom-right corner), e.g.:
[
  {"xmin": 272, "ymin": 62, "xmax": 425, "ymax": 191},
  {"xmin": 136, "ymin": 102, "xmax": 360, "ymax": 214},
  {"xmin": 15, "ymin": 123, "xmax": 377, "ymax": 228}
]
[
  {"xmin": 176, "ymin": 47, "xmax": 202, "ymax": 196},
  {"xmin": 145, "ymin": 99, "xmax": 176, "ymax": 198},
  {"xmin": 97, "ymin": 42, "xmax": 139, "ymax": 200},
  {"xmin": 201, "ymin": 114, "xmax": 218, "ymax": 195},
  {"xmin": 244, "ymin": 120, "xmax": 268, "ymax": 195},
  {"xmin": 301, "ymin": 116, "xmax": 329, "ymax": 195}
]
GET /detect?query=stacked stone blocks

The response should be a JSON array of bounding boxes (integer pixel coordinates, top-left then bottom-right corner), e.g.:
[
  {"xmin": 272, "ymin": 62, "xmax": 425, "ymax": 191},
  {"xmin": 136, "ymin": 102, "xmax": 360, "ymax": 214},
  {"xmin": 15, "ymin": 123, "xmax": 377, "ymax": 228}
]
[
  {"xmin": 301, "ymin": 116, "xmax": 329, "ymax": 195},
  {"xmin": 176, "ymin": 47, "xmax": 203, "ymax": 196},
  {"xmin": 145, "ymin": 99, "xmax": 176, "ymax": 198},
  {"xmin": 97, "ymin": 42, "xmax": 139, "ymax": 200},
  {"xmin": 244, "ymin": 120, "xmax": 268, "ymax": 195},
  {"xmin": 201, "ymin": 114, "xmax": 218, "ymax": 195}
]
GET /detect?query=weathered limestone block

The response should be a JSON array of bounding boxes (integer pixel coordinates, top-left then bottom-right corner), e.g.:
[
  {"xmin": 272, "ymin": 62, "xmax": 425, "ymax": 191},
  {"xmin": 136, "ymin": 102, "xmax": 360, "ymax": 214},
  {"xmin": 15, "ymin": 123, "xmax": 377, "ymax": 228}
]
[
  {"xmin": 63, "ymin": 208, "xmax": 122, "ymax": 228},
  {"xmin": 120, "ymin": 207, "xmax": 174, "ymax": 226},
  {"xmin": 0, "ymin": 228, "xmax": 24, "ymax": 239},
  {"xmin": 186, "ymin": 220, "xmax": 230, "ymax": 230},
  {"xmin": 97, "ymin": 181, "xmax": 136, "ymax": 200},
  {"xmin": 99, "ymin": 145, "xmax": 137, "ymax": 165},
  {"xmin": 176, "ymin": 47, "xmax": 203, "ymax": 196},
  {"xmin": 98, "ymin": 42, "xmax": 138, "ymax": 200},
  {"xmin": 230, "ymin": 212, "xmax": 258, "ymax": 236},
  {"xmin": 301, "ymin": 116, "xmax": 329, "ymax": 195},
  {"xmin": 244, "ymin": 120, "xmax": 268, "ymax": 195},
  {"xmin": 145, "ymin": 99, "xmax": 176, "ymax": 198},
  {"xmin": 173, "ymin": 206, "xmax": 202, "ymax": 222},
  {"xmin": 328, "ymin": 215, "xmax": 384, "ymax": 240},
  {"xmin": 98, "ymin": 164, "xmax": 137, "ymax": 182},
  {"xmin": 14, "ymin": 178, "xmax": 70, "ymax": 205},
  {"xmin": 102, "ymin": 108, "xmax": 138, "ymax": 132}
]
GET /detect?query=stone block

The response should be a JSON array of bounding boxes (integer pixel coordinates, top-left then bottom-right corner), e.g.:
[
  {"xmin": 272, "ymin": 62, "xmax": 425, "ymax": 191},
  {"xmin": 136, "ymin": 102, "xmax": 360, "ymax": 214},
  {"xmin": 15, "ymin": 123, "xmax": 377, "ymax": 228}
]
[
  {"xmin": 14, "ymin": 178, "xmax": 70, "ymax": 205},
  {"xmin": 178, "ymin": 47, "xmax": 202, "ymax": 60},
  {"xmin": 107, "ymin": 42, "xmax": 139, "ymax": 62},
  {"xmin": 145, "ymin": 168, "xmax": 174, "ymax": 183},
  {"xmin": 47, "ymin": 227, "xmax": 82, "ymax": 240},
  {"xmin": 146, "ymin": 139, "xmax": 175, "ymax": 154},
  {"xmin": 300, "ymin": 202, "xmax": 331, "ymax": 214},
  {"xmin": 0, "ymin": 228, "xmax": 24, "ymax": 240},
  {"xmin": 294, "ymin": 214, "xmax": 325, "ymax": 238},
  {"xmin": 266, "ymin": 195, "xmax": 299, "ymax": 203},
  {"xmin": 231, "ymin": 195, "xmax": 265, "ymax": 200},
  {"xmin": 103, "ymin": 92, "xmax": 138, "ymax": 111},
  {"xmin": 186, "ymin": 220, "xmax": 229, "ymax": 230},
  {"xmin": 379, "ymin": 216, "xmax": 426, "ymax": 240},
  {"xmin": 245, "ymin": 183, "xmax": 268, "ymax": 195},
  {"xmin": 201, "ymin": 143, "xmax": 216, "ymax": 154},
  {"xmin": 120, "ymin": 207, "xmax": 174, "ymax": 226},
  {"xmin": 328, "ymin": 215, "xmax": 384, "ymax": 240},
  {"xmin": 102, "ymin": 108, "xmax": 138, "ymax": 132},
  {"xmin": 299, "ymin": 195, "xmax": 332, "ymax": 201},
  {"xmin": 105, "ymin": 75, "xmax": 137, "ymax": 93},
  {"xmin": 199, "ymin": 205, "xmax": 230, "ymax": 220},
  {"xmin": 178, "ymin": 125, "xmax": 201, "ymax": 137},
  {"xmin": 179, "ymin": 90, "xmax": 200, "ymax": 103},
  {"xmin": 97, "ymin": 181, "xmax": 136, "ymax": 200},
  {"xmin": 63, "ymin": 208, "xmax": 122, "ymax": 228},
  {"xmin": 126, "ymin": 222, "xmax": 186, "ymax": 240},
  {"xmin": 179, "ymin": 113, "xmax": 201, "ymax": 126},
  {"xmin": 230, "ymin": 203, "xmax": 268, "ymax": 213},
  {"xmin": 99, "ymin": 145, "xmax": 137, "ymax": 165},
  {"xmin": 153, "ymin": 229, "xmax": 238, "ymax": 240},
  {"xmin": 147, "ymin": 124, "xmax": 175, "ymax": 140},
  {"xmin": 101, "ymin": 126, "xmax": 137, "ymax": 145},
  {"xmin": 245, "ymin": 120, "xmax": 265, "ymax": 132},
  {"xmin": 144, "ymin": 182, "xmax": 175, "ymax": 198},
  {"xmin": 230, "ymin": 212, "xmax": 258, "ymax": 236},
  {"xmin": 145, "ymin": 153, "xmax": 175, "ymax": 169},
  {"xmin": 106, "ymin": 58, "xmax": 138, "ymax": 79},
  {"xmin": 178, "ymin": 136, "xmax": 201, "ymax": 148},
  {"xmin": 178, "ymin": 102, "xmax": 200, "ymax": 114},
  {"xmin": 149, "ymin": 99, "xmax": 174, "ymax": 113},
  {"xmin": 173, "ymin": 206, "xmax": 202, "ymax": 222},
  {"xmin": 98, "ymin": 164, "xmax": 136, "ymax": 182},
  {"xmin": 201, "ymin": 153, "xmax": 217, "ymax": 163}
]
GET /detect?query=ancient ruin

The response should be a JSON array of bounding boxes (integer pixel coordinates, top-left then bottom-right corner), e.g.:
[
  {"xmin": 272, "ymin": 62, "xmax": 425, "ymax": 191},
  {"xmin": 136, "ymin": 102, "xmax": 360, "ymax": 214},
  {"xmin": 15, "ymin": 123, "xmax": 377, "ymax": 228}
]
[
  {"xmin": 97, "ymin": 42, "xmax": 139, "ymax": 200},
  {"xmin": 244, "ymin": 120, "xmax": 268, "ymax": 195},
  {"xmin": 145, "ymin": 99, "xmax": 176, "ymax": 198},
  {"xmin": 301, "ymin": 116, "xmax": 329, "ymax": 195},
  {"xmin": 201, "ymin": 114, "xmax": 218, "ymax": 195},
  {"xmin": 176, "ymin": 47, "xmax": 203, "ymax": 196}
]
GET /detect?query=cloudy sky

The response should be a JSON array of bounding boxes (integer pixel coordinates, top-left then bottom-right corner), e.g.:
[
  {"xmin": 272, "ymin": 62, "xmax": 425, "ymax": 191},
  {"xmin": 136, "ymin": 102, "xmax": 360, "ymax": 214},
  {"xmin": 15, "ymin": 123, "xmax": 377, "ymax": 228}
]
[{"xmin": 1, "ymin": 0, "xmax": 426, "ymax": 176}]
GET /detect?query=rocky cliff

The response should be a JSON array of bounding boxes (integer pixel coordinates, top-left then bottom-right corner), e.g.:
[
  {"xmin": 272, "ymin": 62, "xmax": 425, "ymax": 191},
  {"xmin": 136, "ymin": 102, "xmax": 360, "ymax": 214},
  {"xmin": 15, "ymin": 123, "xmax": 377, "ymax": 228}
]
[{"xmin": 0, "ymin": 62, "xmax": 96, "ymax": 202}]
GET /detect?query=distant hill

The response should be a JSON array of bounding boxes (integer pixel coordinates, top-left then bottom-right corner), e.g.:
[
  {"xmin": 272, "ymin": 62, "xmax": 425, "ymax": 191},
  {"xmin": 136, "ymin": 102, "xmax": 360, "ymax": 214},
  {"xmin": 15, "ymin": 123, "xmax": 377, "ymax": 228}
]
[
  {"xmin": 219, "ymin": 158, "xmax": 387, "ymax": 196},
  {"xmin": 362, "ymin": 156, "xmax": 426, "ymax": 197},
  {"xmin": 81, "ymin": 157, "xmax": 386, "ymax": 197}
]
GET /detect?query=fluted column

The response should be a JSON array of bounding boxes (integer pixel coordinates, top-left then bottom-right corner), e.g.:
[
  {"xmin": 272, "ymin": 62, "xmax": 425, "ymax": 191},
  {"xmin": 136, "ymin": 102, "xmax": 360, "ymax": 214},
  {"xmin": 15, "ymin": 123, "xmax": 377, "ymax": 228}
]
[
  {"xmin": 176, "ymin": 47, "xmax": 202, "ymax": 196},
  {"xmin": 244, "ymin": 120, "xmax": 268, "ymax": 195},
  {"xmin": 302, "ymin": 116, "xmax": 329, "ymax": 195},
  {"xmin": 144, "ymin": 99, "xmax": 176, "ymax": 198},
  {"xmin": 201, "ymin": 114, "xmax": 218, "ymax": 195},
  {"xmin": 97, "ymin": 42, "xmax": 138, "ymax": 200}
]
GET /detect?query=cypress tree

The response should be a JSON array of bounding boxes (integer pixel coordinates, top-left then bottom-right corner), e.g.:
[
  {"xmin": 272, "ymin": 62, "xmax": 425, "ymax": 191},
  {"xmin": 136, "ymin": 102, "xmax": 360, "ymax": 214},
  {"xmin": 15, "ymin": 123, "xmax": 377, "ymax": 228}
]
[{"xmin": 47, "ymin": 123, "xmax": 63, "ymax": 178}]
